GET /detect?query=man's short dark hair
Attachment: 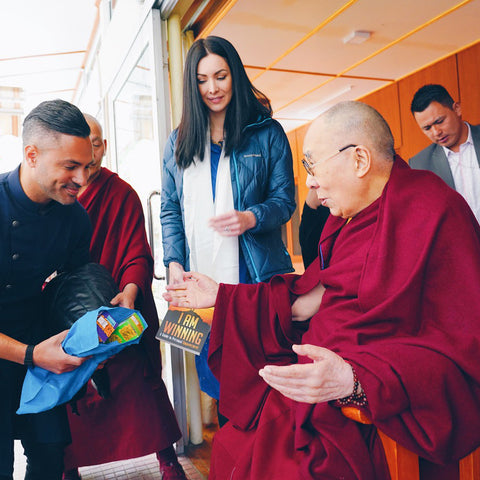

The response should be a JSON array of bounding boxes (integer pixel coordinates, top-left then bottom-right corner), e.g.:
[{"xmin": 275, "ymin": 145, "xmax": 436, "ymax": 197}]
[
  {"xmin": 23, "ymin": 99, "xmax": 90, "ymax": 146},
  {"xmin": 410, "ymin": 84, "xmax": 455, "ymax": 114}
]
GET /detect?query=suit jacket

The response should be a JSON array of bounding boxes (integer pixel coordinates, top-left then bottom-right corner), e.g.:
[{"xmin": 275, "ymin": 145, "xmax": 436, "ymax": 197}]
[{"xmin": 409, "ymin": 123, "xmax": 480, "ymax": 189}]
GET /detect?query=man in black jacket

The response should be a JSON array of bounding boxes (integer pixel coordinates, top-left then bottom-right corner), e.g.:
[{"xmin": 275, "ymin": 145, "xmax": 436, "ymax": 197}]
[
  {"xmin": 299, "ymin": 189, "xmax": 329, "ymax": 269},
  {"xmin": 0, "ymin": 99, "xmax": 92, "ymax": 480}
]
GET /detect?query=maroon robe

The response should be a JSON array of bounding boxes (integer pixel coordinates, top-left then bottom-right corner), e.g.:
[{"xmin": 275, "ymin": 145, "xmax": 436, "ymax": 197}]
[
  {"xmin": 208, "ymin": 159, "xmax": 480, "ymax": 479},
  {"xmin": 63, "ymin": 167, "xmax": 181, "ymax": 469}
]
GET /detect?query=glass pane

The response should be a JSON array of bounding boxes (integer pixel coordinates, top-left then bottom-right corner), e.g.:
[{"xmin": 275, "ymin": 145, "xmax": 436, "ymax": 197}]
[
  {"xmin": 113, "ymin": 44, "xmax": 165, "ymax": 312},
  {"xmin": 114, "ymin": 45, "xmax": 160, "ymax": 205},
  {"xmin": 0, "ymin": 129, "xmax": 22, "ymax": 173},
  {"xmin": 0, "ymin": 87, "xmax": 24, "ymax": 173}
]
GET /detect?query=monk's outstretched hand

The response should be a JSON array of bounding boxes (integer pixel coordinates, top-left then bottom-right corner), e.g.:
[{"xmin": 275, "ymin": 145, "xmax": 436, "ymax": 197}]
[
  {"xmin": 163, "ymin": 271, "xmax": 219, "ymax": 309},
  {"xmin": 259, "ymin": 344, "xmax": 354, "ymax": 404}
]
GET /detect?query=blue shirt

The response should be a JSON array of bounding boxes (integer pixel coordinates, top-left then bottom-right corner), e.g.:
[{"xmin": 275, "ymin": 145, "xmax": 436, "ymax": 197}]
[{"xmin": 210, "ymin": 141, "xmax": 222, "ymax": 200}]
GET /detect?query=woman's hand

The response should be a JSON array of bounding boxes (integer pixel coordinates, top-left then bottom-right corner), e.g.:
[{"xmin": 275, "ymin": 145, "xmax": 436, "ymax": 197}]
[
  {"xmin": 168, "ymin": 262, "xmax": 185, "ymax": 285},
  {"xmin": 209, "ymin": 210, "xmax": 256, "ymax": 236},
  {"xmin": 163, "ymin": 271, "xmax": 219, "ymax": 309}
]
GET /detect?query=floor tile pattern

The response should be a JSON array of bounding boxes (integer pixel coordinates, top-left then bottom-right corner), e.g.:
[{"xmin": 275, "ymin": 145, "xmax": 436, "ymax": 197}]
[{"xmin": 13, "ymin": 442, "xmax": 206, "ymax": 480}]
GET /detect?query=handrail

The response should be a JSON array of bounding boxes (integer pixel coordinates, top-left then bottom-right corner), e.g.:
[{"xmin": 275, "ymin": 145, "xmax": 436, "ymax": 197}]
[{"xmin": 147, "ymin": 190, "xmax": 165, "ymax": 281}]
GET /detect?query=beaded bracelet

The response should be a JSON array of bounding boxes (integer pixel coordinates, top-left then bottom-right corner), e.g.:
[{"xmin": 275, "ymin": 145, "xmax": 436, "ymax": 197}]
[{"xmin": 335, "ymin": 365, "xmax": 368, "ymax": 407}]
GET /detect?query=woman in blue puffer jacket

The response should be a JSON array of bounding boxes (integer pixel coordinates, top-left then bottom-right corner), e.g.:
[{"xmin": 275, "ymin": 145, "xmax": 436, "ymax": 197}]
[{"xmin": 160, "ymin": 36, "xmax": 295, "ymax": 413}]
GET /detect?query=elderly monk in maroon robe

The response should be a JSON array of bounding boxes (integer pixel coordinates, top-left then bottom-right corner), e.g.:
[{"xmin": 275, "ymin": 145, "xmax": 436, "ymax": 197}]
[
  {"xmin": 164, "ymin": 101, "xmax": 480, "ymax": 480},
  {"xmin": 62, "ymin": 115, "xmax": 186, "ymax": 480}
]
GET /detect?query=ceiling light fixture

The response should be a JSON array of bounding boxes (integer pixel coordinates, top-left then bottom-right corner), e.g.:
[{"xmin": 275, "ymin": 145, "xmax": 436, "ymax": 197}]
[{"xmin": 343, "ymin": 30, "xmax": 372, "ymax": 45}]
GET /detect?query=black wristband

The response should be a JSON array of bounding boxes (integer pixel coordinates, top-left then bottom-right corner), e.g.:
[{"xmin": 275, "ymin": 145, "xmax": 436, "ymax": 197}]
[{"xmin": 24, "ymin": 344, "xmax": 35, "ymax": 367}]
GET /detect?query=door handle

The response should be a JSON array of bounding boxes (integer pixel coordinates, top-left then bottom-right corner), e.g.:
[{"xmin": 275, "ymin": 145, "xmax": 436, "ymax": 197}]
[{"xmin": 147, "ymin": 190, "xmax": 165, "ymax": 280}]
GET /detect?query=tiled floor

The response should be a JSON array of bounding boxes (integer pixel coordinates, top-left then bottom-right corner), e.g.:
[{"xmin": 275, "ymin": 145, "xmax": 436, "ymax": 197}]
[
  {"xmin": 13, "ymin": 441, "xmax": 206, "ymax": 480},
  {"xmin": 78, "ymin": 454, "xmax": 205, "ymax": 480}
]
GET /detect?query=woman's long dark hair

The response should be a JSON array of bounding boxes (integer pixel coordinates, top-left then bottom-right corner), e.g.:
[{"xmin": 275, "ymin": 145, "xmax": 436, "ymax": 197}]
[{"xmin": 175, "ymin": 36, "xmax": 272, "ymax": 169}]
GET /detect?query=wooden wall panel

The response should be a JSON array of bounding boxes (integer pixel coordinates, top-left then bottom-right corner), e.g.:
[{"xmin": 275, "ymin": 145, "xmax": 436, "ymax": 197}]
[
  {"xmin": 295, "ymin": 123, "xmax": 311, "ymax": 212},
  {"xmin": 285, "ymin": 126, "xmax": 304, "ymax": 266},
  {"xmin": 457, "ymin": 42, "xmax": 480, "ymax": 125},
  {"xmin": 285, "ymin": 122, "xmax": 311, "ymax": 267},
  {"xmin": 295, "ymin": 123, "xmax": 310, "ymax": 157},
  {"xmin": 397, "ymin": 55, "xmax": 459, "ymax": 161},
  {"xmin": 286, "ymin": 41, "xmax": 480, "ymax": 166},
  {"xmin": 361, "ymin": 83, "xmax": 402, "ymax": 150}
]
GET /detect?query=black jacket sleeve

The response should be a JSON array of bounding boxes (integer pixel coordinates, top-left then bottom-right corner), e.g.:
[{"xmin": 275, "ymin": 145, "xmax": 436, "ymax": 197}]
[{"xmin": 299, "ymin": 202, "xmax": 329, "ymax": 268}]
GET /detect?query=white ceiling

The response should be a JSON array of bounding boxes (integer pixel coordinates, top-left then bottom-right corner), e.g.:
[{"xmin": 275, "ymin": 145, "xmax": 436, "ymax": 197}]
[
  {"xmin": 0, "ymin": 0, "xmax": 97, "ymax": 113},
  {"xmin": 0, "ymin": 0, "xmax": 479, "ymax": 133},
  {"xmin": 209, "ymin": 0, "xmax": 480, "ymax": 132}
]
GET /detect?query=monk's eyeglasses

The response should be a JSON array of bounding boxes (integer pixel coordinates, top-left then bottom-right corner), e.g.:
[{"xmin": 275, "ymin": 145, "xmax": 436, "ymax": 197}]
[{"xmin": 302, "ymin": 144, "xmax": 357, "ymax": 176}]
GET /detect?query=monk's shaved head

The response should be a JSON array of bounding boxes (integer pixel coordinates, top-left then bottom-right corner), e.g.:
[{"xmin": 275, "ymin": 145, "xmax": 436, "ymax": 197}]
[
  {"xmin": 83, "ymin": 113, "xmax": 103, "ymax": 138},
  {"xmin": 82, "ymin": 113, "xmax": 106, "ymax": 187},
  {"xmin": 303, "ymin": 101, "xmax": 396, "ymax": 219},
  {"xmin": 307, "ymin": 101, "xmax": 395, "ymax": 163}
]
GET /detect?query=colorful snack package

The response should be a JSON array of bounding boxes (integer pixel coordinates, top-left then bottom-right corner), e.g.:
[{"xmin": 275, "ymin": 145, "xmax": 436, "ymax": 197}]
[
  {"xmin": 106, "ymin": 312, "xmax": 147, "ymax": 344},
  {"xmin": 96, "ymin": 311, "xmax": 118, "ymax": 343}
]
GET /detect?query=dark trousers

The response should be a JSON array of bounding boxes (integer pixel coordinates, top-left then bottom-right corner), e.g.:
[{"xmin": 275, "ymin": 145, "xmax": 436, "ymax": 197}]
[
  {"xmin": 0, "ymin": 360, "xmax": 70, "ymax": 480},
  {"xmin": 23, "ymin": 441, "xmax": 65, "ymax": 480},
  {"xmin": 0, "ymin": 441, "xmax": 64, "ymax": 480}
]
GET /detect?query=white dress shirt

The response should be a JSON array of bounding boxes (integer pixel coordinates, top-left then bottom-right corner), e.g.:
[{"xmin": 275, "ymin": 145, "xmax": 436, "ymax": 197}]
[{"xmin": 443, "ymin": 123, "xmax": 480, "ymax": 223}]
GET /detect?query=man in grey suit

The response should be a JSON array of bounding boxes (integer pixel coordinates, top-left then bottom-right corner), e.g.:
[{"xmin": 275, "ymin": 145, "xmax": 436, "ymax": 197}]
[{"xmin": 409, "ymin": 84, "xmax": 480, "ymax": 222}]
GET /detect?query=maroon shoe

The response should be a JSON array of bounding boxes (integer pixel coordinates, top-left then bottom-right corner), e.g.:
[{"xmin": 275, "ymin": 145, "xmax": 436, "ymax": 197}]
[
  {"xmin": 63, "ymin": 469, "xmax": 81, "ymax": 480},
  {"xmin": 160, "ymin": 461, "xmax": 188, "ymax": 480}
]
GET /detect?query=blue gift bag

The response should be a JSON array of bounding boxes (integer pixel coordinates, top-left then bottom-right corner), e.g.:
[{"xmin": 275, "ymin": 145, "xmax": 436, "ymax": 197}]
[{"xmin": 17, "ymin": 306, "xmax": 147, "ymax": 414}]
